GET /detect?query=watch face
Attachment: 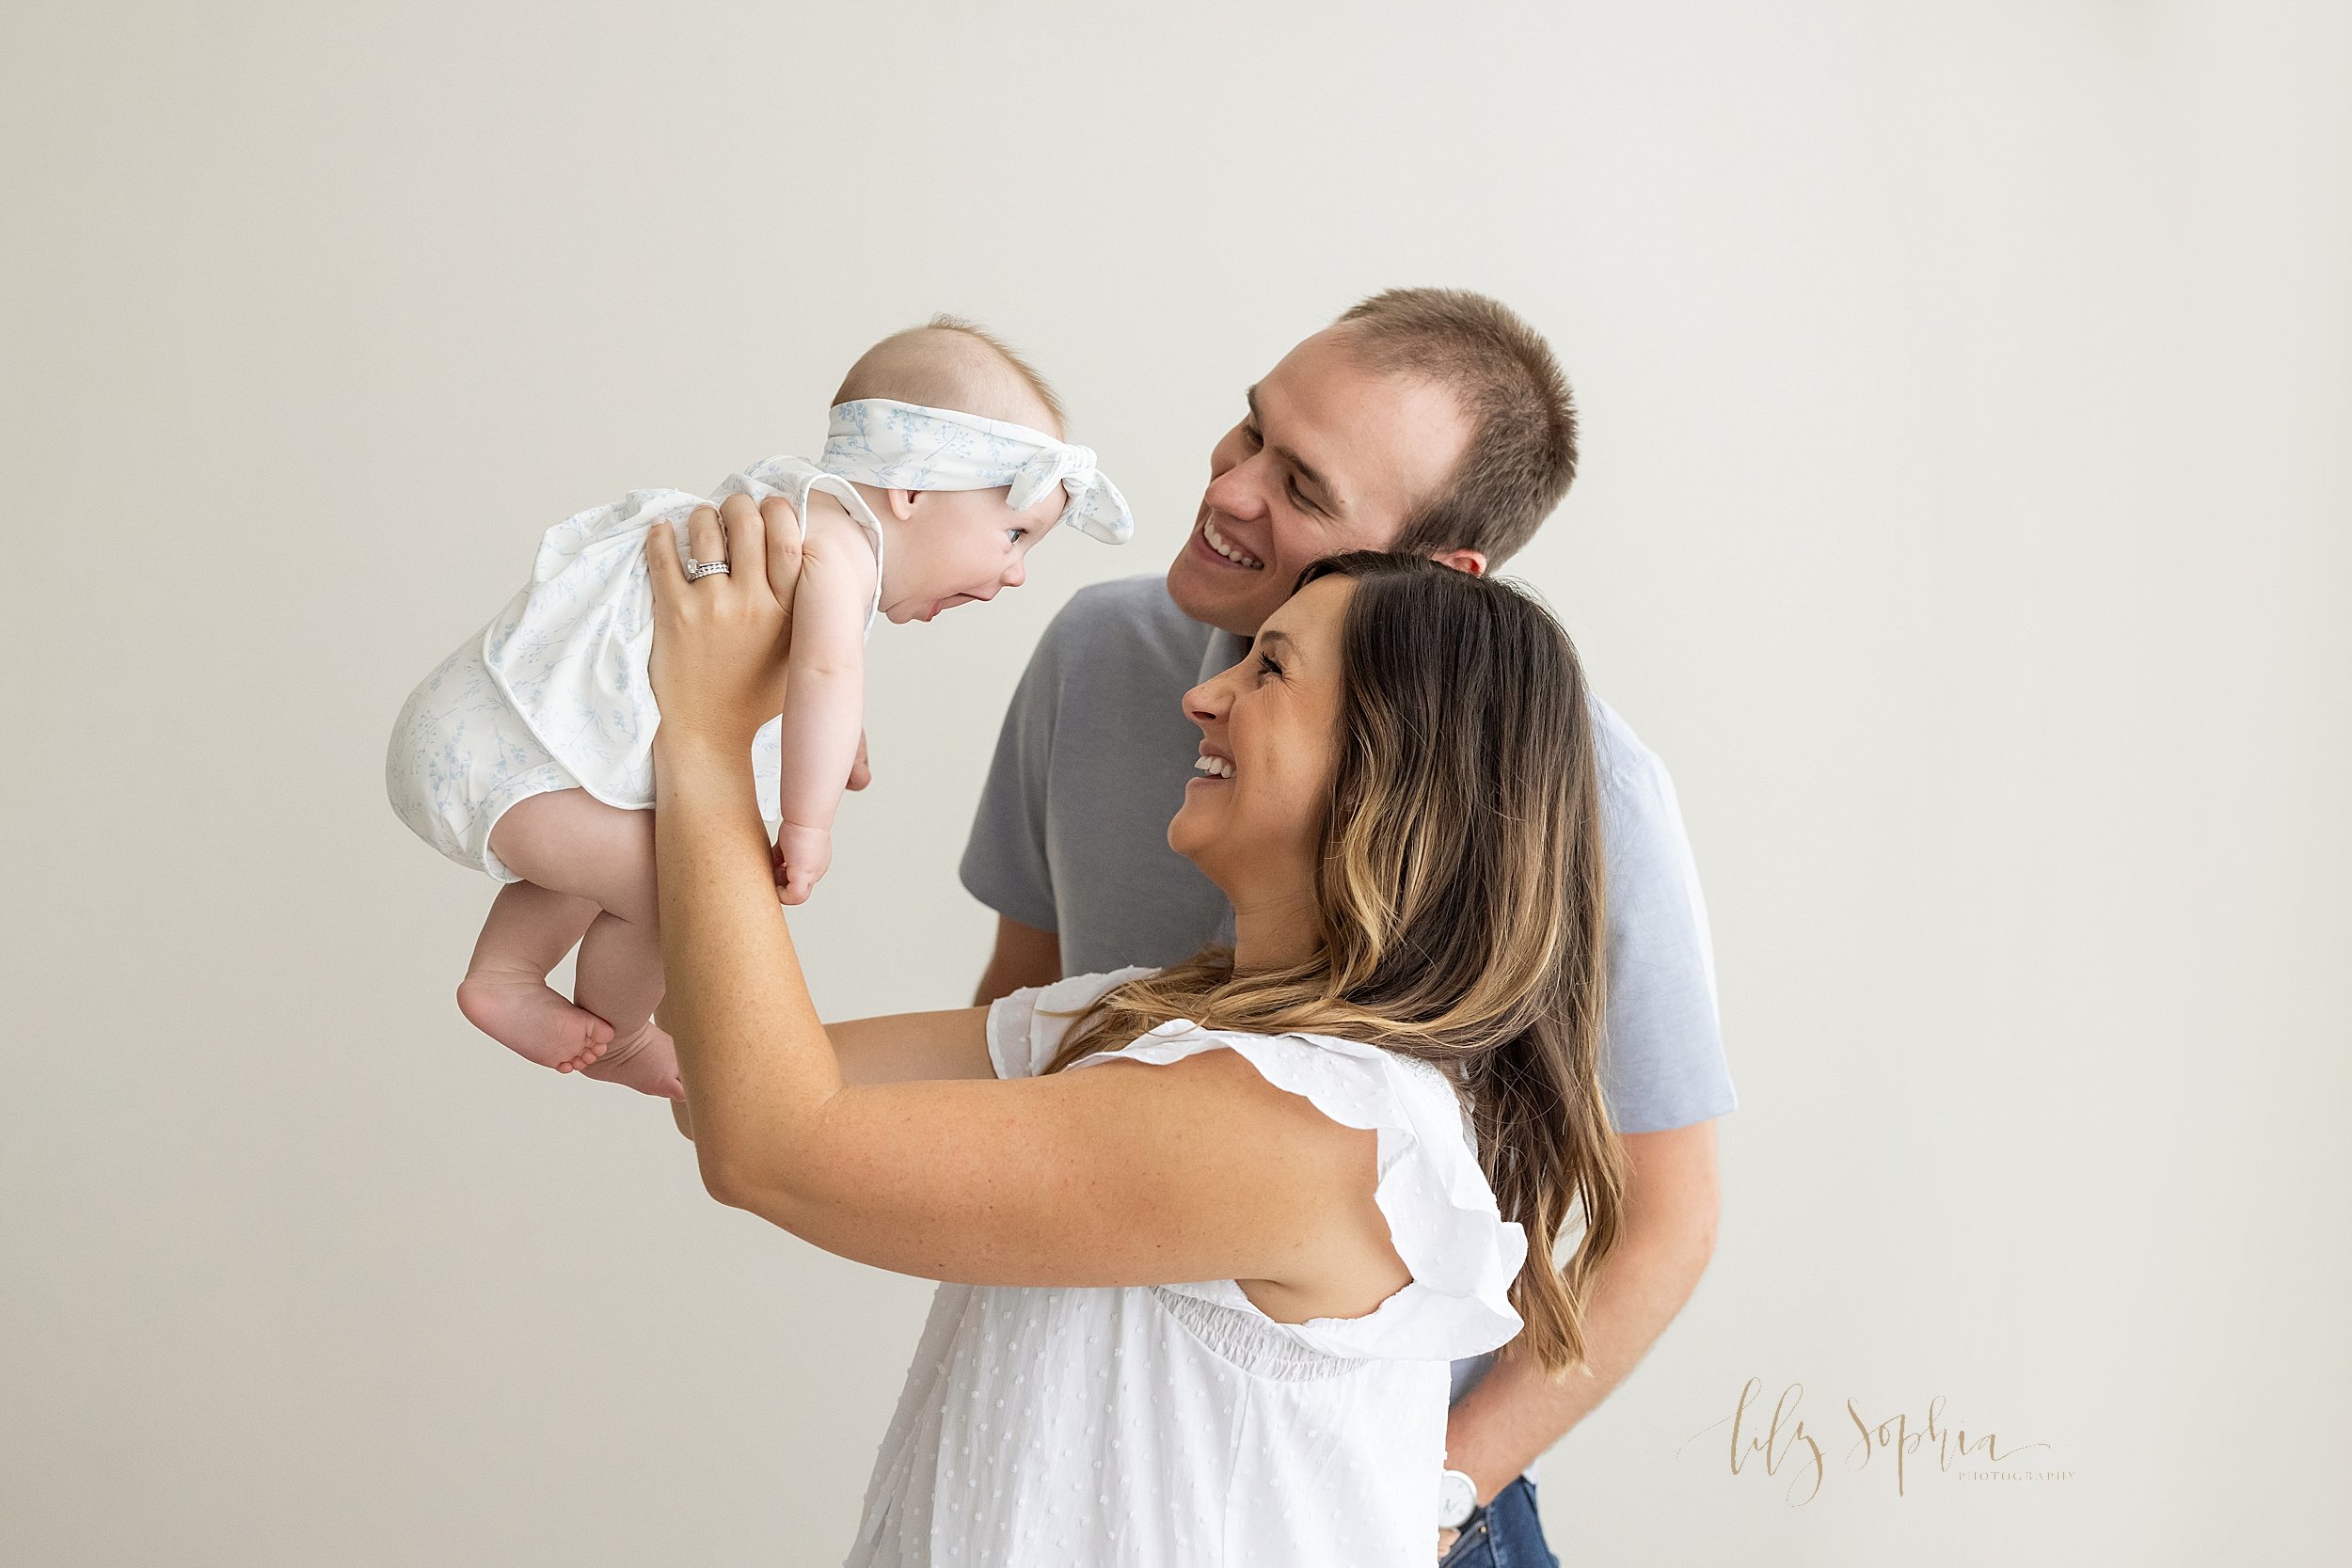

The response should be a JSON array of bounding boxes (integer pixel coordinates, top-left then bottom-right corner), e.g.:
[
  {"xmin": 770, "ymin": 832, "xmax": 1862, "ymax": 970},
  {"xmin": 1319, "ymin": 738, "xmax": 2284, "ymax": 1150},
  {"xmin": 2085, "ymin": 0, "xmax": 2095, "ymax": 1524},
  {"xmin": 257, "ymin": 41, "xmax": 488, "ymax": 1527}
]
[{"xmin": 1438, "ymin": 1469, "xmax": 1477, "ymax": 1528}]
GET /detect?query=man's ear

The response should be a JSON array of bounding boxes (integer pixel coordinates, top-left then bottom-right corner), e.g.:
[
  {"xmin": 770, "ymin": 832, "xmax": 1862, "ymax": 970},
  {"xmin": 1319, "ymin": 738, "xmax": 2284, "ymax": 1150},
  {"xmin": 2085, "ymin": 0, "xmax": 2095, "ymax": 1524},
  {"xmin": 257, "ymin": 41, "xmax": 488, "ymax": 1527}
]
[
  {"xmin": 1431, "ymin": 547, "xmax": 1487, "ymax": 578},
  {"xmin": 886, "ymin": 488, "xmax": 919, "ymax": 522}
]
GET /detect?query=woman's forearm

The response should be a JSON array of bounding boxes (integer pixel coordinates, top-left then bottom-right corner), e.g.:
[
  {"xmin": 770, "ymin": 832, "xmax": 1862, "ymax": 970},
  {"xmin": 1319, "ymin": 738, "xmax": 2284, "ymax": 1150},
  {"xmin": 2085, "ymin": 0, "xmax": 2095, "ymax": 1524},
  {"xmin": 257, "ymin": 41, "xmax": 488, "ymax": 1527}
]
[{"xmin": 652, "ymin": 735, "xmax": 840, "ymax": 1188}]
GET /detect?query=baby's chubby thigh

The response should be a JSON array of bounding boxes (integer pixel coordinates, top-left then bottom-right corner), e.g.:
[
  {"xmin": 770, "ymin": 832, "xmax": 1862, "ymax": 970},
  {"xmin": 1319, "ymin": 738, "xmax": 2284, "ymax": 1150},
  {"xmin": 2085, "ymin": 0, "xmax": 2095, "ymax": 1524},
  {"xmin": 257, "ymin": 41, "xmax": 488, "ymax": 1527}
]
[{"xmin": 485, "ymin": 789, "xmax": 659, "ymax": 926}]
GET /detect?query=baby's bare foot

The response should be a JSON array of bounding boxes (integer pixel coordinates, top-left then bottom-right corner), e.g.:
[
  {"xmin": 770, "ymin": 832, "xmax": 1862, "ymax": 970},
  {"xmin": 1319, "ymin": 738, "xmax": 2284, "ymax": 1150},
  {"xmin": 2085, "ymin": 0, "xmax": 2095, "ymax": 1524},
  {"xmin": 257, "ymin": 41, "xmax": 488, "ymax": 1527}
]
[
  {"xmin": 456, "ymin": 974, "xmax": 614, "ymax": 1072},
  {"xmin": 580, "ymin": 1019, "xmax": 684, "ymax": 1101}
]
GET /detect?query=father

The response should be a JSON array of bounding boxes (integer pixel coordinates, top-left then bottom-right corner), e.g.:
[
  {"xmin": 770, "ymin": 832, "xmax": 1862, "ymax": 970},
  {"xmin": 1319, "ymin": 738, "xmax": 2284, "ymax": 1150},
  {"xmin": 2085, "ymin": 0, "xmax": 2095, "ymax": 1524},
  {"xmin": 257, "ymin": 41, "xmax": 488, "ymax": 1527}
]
[{"xmin": 960, "ymin": 288, "xmax": 1734, "ymax": 1556}]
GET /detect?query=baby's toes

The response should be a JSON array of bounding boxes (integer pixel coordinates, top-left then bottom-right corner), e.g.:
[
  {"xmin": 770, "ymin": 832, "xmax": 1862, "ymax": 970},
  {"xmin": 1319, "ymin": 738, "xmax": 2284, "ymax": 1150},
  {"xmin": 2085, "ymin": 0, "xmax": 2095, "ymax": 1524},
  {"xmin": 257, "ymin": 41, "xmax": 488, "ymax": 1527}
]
[
  {"xmin": 555, "ymin": 1042, "xmax": 605, "ymax": 1072},
  {"xmin": 553, "ymin": 1017, "xmax": 612, "ymax": 1072}
]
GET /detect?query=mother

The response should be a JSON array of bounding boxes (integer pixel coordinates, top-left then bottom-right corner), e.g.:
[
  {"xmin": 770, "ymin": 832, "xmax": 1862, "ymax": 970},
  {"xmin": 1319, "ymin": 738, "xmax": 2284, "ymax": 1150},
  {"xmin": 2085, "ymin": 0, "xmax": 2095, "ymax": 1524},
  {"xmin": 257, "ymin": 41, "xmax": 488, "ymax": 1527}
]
[{"xmin": 645, "ymin": 495, "xmax": 1625, "ymax": 1565}]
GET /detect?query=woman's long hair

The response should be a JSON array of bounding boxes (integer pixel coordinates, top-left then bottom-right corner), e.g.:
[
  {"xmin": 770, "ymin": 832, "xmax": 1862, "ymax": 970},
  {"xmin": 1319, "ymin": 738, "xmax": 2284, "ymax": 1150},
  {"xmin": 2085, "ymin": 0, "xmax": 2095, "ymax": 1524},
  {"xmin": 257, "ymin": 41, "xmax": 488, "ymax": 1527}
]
[{"xmin": 1045, "ymin": 551, "xmax": 1625, "ymax": 1373}]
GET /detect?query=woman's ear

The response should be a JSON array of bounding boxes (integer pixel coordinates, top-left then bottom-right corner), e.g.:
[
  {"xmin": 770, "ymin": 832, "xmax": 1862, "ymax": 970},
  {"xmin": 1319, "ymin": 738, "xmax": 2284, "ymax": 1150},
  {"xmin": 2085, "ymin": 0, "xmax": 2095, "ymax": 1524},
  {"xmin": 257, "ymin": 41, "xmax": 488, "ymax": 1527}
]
[{"xmin": 886, "ymin": 488, "xmax": 919, "ymax": 522}]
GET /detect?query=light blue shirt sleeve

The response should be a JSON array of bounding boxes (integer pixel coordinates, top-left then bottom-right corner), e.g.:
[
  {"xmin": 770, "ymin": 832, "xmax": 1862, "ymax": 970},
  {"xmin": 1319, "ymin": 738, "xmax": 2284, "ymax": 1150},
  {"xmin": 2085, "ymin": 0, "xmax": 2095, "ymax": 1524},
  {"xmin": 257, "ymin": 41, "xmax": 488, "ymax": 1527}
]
[{"xmin": 1589, "ymin": 700, "xmax": 1735, "ymax": 1133}]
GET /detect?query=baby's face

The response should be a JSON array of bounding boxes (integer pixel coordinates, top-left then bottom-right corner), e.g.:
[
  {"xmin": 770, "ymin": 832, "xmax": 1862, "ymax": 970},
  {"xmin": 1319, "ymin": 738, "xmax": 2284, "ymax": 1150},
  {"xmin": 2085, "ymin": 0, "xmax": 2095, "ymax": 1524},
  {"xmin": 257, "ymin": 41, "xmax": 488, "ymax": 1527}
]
[{"xmin": 879, "ymin": 484, "xmax": 1066, "ymax": 624}]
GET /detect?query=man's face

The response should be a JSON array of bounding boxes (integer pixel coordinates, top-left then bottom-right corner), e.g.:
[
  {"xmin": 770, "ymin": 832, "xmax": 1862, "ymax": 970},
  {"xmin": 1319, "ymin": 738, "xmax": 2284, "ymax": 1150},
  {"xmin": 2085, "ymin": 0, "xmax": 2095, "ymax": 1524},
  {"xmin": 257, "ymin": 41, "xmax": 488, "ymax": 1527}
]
[{"xmin": 1166, "ymin": 327, "xmax": 1474, "ymax": 637}]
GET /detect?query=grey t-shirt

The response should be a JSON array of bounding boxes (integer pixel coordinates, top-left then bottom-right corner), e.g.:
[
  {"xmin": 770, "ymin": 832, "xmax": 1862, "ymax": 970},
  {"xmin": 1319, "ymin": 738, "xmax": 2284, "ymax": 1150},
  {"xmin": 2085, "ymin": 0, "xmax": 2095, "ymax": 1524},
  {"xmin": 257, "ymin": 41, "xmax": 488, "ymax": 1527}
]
[{"xmin": 959, "ymin": 574, "xmax": 1736, "ymax": 1398}]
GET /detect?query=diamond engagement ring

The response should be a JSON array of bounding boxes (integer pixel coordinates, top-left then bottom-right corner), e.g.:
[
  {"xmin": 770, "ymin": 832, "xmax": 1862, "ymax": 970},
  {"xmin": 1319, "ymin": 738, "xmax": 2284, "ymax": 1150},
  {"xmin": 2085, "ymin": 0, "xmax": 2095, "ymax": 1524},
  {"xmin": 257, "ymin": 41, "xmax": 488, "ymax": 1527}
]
[{"xmin": 684, "ymin": 556, "xmax": 731, "ymax": 580}]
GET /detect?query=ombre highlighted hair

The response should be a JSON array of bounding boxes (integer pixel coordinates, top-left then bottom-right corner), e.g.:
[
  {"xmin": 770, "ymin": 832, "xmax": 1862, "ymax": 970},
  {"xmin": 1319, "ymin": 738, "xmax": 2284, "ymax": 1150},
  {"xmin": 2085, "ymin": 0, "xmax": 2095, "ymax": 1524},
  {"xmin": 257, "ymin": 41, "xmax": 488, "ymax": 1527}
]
[{"xmin": 1046, "ymin": 551, "xmax": 1624, "ymax": 1374}]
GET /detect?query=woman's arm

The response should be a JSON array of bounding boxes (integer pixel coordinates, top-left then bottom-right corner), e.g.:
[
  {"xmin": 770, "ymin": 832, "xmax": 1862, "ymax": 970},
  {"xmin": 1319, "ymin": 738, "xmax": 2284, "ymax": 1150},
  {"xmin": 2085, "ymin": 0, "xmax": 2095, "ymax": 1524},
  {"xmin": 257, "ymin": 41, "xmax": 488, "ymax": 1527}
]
[
  {"xmin": 669, "ymin": 1006, "xmax": 992, "ymax": 1141},
  {"xmin": 645, "ymin": 499, "xmax": 1392, "ymax": 1303}
]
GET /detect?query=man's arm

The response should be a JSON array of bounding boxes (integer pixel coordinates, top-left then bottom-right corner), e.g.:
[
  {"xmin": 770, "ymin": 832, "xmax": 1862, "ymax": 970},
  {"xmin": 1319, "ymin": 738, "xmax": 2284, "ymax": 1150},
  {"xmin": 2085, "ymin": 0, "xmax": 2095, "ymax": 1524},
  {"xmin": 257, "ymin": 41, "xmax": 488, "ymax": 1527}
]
[
  {"xmin": 1436, "ymin": 712, "xmax": 1734, "ymax": 1508},
  {"xmin": 1439, "ymin": 1119, "xmax": 1721, "ymax": 1501},
  {"xmin": 974, "ymin": 915, "xmax": 1061, "ymax": 1006}
]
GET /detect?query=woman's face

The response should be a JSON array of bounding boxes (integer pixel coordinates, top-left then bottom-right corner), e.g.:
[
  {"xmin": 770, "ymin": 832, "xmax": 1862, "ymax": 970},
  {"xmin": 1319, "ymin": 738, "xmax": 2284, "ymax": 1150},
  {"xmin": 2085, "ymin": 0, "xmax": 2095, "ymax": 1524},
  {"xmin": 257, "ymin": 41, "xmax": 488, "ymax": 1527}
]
[{"xmin": 1168, "ymin": 573, "xmax": 1354, "ymax": 899}]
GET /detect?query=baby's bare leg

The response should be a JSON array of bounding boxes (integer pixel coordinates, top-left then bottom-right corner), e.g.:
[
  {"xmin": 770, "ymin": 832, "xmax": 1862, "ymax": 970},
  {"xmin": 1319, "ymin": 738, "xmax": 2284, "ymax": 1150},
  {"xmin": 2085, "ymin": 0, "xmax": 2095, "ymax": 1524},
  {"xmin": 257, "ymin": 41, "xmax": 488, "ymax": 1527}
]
[
  {"xmin": 485, "ymin": 789, "xmax": 681, "ymax": 1100},
  {"xmin": 456, "ymin": 880, "xmax": 612, "ymax": 1071},
  {"xmin": 572, "ymin": 911, "xmax": 682, "ymax": 1100}
]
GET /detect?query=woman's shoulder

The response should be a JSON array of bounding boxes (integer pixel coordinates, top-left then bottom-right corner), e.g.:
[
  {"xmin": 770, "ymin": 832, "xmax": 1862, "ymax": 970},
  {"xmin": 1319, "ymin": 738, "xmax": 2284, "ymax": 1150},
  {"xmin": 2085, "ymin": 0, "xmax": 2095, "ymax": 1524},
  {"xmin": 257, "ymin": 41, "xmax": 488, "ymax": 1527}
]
[
  {"xmin": 1078, "ymin": 1017, "xmax": 1467, "ymax": 1148},
  {"xmin": 984, "ymin": 966, "xmax": 1159, "ymax": 1081},
  {"xmin": 989, "ymin": 981, "xmax": 1527, "ymax": 1363},
  {"xmin": 996, "ymin": 975, "xmax": 1465, "ymax": 1128},
  {"xmin": 1089, "ymin": 1020, "xmax": 1527, "ymax": 1364}
]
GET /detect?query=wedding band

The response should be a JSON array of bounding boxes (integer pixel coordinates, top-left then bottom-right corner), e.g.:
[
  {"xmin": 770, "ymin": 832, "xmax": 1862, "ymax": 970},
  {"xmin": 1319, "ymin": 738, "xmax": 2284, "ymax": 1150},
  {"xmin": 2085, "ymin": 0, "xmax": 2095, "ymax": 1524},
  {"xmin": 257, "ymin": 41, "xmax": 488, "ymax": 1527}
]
[{"xmin": 685, "ymin": 557, "xmax": 731, "ymax": 580}]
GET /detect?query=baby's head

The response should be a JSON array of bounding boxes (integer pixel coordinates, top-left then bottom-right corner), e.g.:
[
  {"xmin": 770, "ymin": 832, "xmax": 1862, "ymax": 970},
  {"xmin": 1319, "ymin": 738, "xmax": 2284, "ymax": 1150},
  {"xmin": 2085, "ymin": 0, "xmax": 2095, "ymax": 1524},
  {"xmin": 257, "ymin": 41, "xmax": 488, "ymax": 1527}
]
[{"xmin": 826, "ymin": 317, "xmax": 1128, "ymax": 624}]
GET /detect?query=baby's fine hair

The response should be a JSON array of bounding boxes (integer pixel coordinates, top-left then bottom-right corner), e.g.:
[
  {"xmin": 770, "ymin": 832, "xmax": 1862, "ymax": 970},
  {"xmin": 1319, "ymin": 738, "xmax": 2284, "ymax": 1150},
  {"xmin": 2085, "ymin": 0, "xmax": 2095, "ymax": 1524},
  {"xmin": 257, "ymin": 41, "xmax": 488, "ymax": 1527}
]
[{"xmin": 834, "ymin": 315, "xmax": 1066, "ymax": 436}]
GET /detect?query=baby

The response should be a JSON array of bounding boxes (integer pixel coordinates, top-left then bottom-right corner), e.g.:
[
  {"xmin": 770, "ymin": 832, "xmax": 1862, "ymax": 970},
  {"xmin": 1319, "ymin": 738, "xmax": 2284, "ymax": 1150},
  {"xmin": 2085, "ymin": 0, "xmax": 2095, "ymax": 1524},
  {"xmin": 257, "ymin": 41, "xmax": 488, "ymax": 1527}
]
[{"xmin": 386, "ymin": 319, "xmax": 1130, "ymax": 1099}]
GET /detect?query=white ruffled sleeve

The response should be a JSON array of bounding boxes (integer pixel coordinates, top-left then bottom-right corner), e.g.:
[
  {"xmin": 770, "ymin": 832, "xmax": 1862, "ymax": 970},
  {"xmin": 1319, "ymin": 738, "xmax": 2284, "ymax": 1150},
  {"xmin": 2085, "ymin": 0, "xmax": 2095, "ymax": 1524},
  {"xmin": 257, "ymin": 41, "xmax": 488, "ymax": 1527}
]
[
  {"xmin": 1072, "ymin": 1022, "xmax": 1530, "ymax": 1365},
  {"xmin": 984, "ymin": 966, "xmax": 1159, "ymax": 1081}
]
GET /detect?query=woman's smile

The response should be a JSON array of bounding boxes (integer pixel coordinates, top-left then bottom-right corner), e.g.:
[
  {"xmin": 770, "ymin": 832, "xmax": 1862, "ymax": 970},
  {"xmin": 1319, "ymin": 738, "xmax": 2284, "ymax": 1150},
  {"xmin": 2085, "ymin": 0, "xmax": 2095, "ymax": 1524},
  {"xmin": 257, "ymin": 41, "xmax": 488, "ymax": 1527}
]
[
  {"xmin": 1168, "ymin": 576, "xmax": 1350, "ymax": 903},
  {"xmin": 1190, "ymin": 745, "xmax": 1236, "ymax": 783}
]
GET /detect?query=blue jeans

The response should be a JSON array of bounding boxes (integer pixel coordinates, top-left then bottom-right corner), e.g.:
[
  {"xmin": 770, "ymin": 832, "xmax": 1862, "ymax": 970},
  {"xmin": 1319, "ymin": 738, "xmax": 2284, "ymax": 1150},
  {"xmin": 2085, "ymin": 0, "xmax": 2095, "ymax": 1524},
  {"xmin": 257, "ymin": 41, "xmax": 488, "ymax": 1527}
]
[{"xmin": 1439, "ymin": 1476, "xmax": 1557, "ymax": 1568}]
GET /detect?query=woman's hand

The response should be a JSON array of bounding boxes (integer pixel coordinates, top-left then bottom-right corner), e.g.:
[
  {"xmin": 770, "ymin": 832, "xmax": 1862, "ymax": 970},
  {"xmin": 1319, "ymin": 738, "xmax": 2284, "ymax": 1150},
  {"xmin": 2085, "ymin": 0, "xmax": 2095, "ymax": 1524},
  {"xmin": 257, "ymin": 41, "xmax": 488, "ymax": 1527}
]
[{"xmin": 644, "ymin": 493, "xmax": 805, "ymax": 758}]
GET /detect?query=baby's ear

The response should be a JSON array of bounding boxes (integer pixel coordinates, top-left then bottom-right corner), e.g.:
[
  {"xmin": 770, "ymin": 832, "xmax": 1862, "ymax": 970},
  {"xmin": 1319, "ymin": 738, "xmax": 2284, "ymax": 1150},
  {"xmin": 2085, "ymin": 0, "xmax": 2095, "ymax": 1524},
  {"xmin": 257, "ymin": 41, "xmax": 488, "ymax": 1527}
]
[{"xmin": 884, "ymin": 488, "xmax": 919, "ymax": 522}]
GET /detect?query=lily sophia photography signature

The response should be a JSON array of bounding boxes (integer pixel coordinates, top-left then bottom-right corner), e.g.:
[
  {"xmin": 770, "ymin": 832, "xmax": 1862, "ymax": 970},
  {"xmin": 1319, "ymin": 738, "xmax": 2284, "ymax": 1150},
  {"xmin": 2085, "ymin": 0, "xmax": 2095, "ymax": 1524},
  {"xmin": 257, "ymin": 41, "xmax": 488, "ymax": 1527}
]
[{"xmin": 1679, "ymin": 1378, "xmax": 2060, "ymax": 1505}]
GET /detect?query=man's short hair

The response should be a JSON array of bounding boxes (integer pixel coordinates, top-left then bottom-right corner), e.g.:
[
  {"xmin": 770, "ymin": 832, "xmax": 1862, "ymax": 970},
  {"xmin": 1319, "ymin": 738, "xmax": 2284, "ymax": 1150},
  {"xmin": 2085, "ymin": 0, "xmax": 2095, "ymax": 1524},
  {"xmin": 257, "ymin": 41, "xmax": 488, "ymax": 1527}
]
[{"xmin": 1333, "ymin": 288, "xmax": 1578, "ymax": 565}]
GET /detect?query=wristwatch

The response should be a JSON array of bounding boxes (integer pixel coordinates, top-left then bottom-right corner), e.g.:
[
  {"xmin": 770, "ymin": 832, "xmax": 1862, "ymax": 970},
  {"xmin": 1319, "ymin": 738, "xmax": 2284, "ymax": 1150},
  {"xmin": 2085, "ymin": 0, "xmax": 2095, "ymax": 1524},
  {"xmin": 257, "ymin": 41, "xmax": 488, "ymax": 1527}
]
[{"xmin": 1438, "ymin": 1467, "xmax": 1478, "ymax": 1530}]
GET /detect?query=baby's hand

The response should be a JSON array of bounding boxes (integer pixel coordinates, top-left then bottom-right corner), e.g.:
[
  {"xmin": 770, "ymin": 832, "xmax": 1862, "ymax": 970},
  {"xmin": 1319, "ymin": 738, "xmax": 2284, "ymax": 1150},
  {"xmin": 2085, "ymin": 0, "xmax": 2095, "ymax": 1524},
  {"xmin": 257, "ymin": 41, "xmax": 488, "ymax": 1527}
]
[{"xmin": 771, "ymin": 821, "xmax": 833, "ymax": 906}]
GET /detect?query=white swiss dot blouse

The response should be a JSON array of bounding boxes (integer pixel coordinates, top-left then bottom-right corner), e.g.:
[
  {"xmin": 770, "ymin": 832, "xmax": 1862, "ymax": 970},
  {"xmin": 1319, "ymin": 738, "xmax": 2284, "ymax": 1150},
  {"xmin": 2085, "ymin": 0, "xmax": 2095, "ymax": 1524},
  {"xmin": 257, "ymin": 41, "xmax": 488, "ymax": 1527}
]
[{"xmin": 843, "ymin": 969, "xmax": 1529, "ymax": 1567}]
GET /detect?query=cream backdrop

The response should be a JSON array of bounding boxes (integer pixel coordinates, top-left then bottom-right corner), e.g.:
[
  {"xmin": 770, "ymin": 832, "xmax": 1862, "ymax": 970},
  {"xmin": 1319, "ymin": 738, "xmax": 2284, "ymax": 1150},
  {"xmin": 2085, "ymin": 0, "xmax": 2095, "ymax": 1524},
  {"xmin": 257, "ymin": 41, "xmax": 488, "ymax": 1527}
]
[{"xmin": 5, "ymin": 3, "xmax": 2345, "ymax": 1564}]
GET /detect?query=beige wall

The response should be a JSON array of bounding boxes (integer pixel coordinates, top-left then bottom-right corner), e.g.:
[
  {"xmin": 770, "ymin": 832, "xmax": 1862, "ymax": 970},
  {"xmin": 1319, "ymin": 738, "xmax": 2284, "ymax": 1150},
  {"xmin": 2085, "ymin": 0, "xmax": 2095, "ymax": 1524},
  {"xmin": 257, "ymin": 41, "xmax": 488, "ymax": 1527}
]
[{"xmin": 5, "ymin": 3, "xmax": 2345, "ymax": 1562}]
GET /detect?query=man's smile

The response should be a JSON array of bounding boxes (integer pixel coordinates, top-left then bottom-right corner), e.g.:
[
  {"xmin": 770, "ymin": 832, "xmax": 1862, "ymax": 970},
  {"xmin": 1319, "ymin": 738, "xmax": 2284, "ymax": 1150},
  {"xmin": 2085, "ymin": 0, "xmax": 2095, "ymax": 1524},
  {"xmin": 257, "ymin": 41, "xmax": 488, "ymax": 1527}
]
[{"xmin": 1195, "ymin": 514, "xmax": 1266, "ymax": 571}]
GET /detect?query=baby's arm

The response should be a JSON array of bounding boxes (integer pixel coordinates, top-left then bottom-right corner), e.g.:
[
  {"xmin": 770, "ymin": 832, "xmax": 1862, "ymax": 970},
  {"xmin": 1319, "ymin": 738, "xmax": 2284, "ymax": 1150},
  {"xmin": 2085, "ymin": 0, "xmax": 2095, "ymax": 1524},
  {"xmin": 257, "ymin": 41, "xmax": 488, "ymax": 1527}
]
[{"xmin": 769, "ymin": 491, "xmax": 878, "ymax": 904}]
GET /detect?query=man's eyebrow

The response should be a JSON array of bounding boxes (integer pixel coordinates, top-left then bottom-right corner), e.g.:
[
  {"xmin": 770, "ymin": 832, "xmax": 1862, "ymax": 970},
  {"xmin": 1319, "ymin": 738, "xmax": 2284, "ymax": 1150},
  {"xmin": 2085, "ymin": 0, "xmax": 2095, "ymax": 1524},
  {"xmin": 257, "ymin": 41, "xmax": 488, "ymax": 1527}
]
[{"xmin": 1245, "ymin": 387, "xmax": 1342, "ymax": 514}]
